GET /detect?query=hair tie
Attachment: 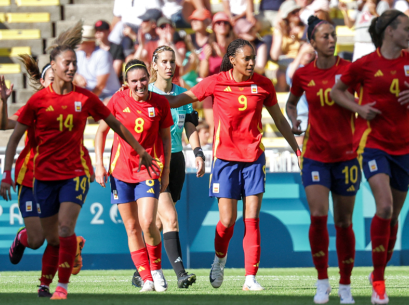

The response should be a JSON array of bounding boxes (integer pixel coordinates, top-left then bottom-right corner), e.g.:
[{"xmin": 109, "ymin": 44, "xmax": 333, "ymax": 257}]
[
  {"xmin": 309, "ymin": 21, "xmax": 327, "ymax": 41},
  {"xmin": 125, "ymin": 63, "xmax": 147, "ymax": 74},
  {"xmin": 41, "ymin": 65, "xmax": 51, "ymax": 79}
]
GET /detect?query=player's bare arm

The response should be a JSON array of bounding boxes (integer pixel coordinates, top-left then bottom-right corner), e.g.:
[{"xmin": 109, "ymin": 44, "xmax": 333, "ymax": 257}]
[
  {"xmin": 185, "ymin": 122, "xmax": 205, "ymax": 178},
  {"xmin": 285, "ymin": 93, "xmax": 303, "ymax": 135},
  {"xmin": 159, "ymin": 127, "xmax": 172, "ymax": 193},
  {"xmin": 94, "ymin": 119, "xmax": 111, "ymax": 188},
  {"xmin": 166, "ymin": 90, "xmax": 198, "ymax": 108}
]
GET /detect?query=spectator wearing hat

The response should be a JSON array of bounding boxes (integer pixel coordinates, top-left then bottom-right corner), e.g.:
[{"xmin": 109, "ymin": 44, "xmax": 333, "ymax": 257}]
[
  {"xmin": 222, "ymin": 0, "xmax": 255, "ymax": 26},
  {"xmin": 233, "ymin": 18, "xmax": 267, "ymax": 74},
  {"xmin": 94, "ymin": 20, "xmax": 125, "ymax": 77},
  {"xmin": 134, "ymin": 17, "xmax": 186, "ymax": 86},
  {"xmin": 160, "ymin": 0, "xmax": 212, "ymax": 28},
  {"xmin": 74, "ymin": 25, "xmax": 121, "ymax": 104}
]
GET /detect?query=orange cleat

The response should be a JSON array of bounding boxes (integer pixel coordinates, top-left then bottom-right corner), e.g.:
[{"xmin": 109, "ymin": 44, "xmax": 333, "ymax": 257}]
[
  {"xmin": 72, "ymin": 236, "xmax": 86, "ymax": 275},
  {"xmin": 50, "ymin": 286, "xmax": 67, "ymax": 300}
]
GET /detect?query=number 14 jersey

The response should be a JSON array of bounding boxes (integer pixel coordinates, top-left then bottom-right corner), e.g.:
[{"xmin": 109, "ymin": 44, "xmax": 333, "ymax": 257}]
[{"xmin": 191, "ymin": 70, "xmax": 277, "ymax": 162}]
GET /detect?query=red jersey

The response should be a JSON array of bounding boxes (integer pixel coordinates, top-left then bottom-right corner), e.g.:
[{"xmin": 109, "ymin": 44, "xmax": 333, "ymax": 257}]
[
  {"xmin": 341, "ymin": 49, "xmax": 409, "ymax": 155},
  {"xmin": 18, "ymin": 85, "xmax": 110, "ymax": 181},
  {"xmin": 107, "ymin": 89, "xmax": 173, "ymax": 183},
  {"xmin": 191, "ymin": 70, "xmax": 277, "ymax": 162},
  {"xmin": 291, "ymin": 57, "xmax": 357, "ymax": 163}
]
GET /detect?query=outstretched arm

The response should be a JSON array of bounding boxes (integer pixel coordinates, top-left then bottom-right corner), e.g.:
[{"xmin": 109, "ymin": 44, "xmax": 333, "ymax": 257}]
[{"xmin": 166, "ymin": 90, "xmax": 199, "ymax": 108}]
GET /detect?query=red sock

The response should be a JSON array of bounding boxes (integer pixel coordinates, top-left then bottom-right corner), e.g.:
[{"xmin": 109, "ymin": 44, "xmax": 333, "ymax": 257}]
[
  {"xmin": 336, "ymin": 224, "xmax": 355, "ymax": 285},
  {"xmin": 243, "ymin": 218, "xmax": 261, "ymax": 276},
  {"xmin": 19, "ymin": 229, "xmax": 30, "ymax": 248},
  {"xmin": 386, "ymin": 223, "xmax": 398, "ymax": 264},
  {"xmin": 40, "ymin": 244, "xmax": 60, "ymax": 286},
  {"xmin": 57, "ymin": 234, "xmax": 77, "ymax": 284},
  {"xmin": 215, "ymin": 221, "xmax": 235, "ymax": 258},
  {"xmin": 146, "ymin": 242, "xmax": 162, "ymax": 271},
  {"xmin": 131, "ymin": 248, "xmax": 153, "ymax": 281},
  {"xmin": 371, "ymin": 215, "xmax": 391, "ymax": 281},
  {"xmin": 309, "ymin": 215, "xmax": 329, "ymax": 279}
]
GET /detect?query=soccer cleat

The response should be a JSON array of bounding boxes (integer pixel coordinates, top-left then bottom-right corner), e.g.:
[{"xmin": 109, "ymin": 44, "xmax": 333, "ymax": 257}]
[
  {"xmin": 242, "ymin": 277, "xmax": 265, "ymax": 291},
  {"xmin": 140, "ymin": 280, "xmax": 155, "ymax": 292},
  {"xmin": 9, "ymin": 227, "xmax": 26, "ymax": 265},
  {"xmin": 37, "ymin": 285, "xmax": 52, "ymax": 298},
  {"xmin": 209, "ymin": 254, "xmax": 226, "ymax": 288},
  {"xmin": 132, "ymin": 271, "xmax": 144, "ymax": 288},
  {"xmin": 338, "ymin": 284, "xmax": 355, "ymax": 304},
  {"xmin": 314, "ymin": 279, "xmax": 332, "ymax": 304},
  {"xmin": 177, "ymin": 273, "xmax": 196, "ymax": 289},
  {"xmin": 50, "ymin": 286, "xmax": 67, "ymax": 300},
  {"xmin": 151, "ymin": 269, "xmax": 168, "ymax": 292},
  {"xmin": 368, "ymin": 272, "xmax": 374, "ymax": 285},
  {"xmin": 371, "ymin": 280, "xmax": 389, "ymax": 304},
  {"xmin": 72, "ymin": 236, "xmax": 86, "ymax": 275}
]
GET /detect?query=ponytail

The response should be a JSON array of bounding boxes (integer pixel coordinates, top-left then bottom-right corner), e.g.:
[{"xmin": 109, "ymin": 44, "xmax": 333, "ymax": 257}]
[
  {"xmin": 49, "ymin": 21, "xmax": 83, "ymax": 61},
  {"xmin": 368, "ymin": 10, "xmax": 405, "ymax": 48},
  {"xmin": 220, "ymin": 38, "xmax": 254, "ymax": 72},
  {"xmin": 18, "ymin": 54, "xmax": 47, "ymax": 92}
]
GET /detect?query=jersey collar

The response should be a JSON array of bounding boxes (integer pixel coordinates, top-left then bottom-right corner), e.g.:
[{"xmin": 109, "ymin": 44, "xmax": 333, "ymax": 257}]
[
  {"xmin": 48, "ymin": 83, "xmax": 76, "ymax": 94},
  {"xmin": 228, "ymin": 69, "xmax": 253, "ymax": 82}
]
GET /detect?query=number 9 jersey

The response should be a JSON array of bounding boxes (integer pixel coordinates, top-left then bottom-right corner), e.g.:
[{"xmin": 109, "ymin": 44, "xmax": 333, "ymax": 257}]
[
  {"xmin": 191, "ymin": 70, "xmax": 277, "ymax": 162},
  {"xmin": 107, "ymin": 89, "xmax": 174, "ymax": 183}
]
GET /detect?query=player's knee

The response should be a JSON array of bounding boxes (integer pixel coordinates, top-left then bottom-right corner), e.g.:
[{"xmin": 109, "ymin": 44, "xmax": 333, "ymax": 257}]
[
  {"xmin": 29, "ymin": 237, "xmax": 45, "ymax": 249},
  {"xmin": 123, "ymin": 219, "xmax": 140, "ymax": 236},
  {"xmin": 58, "ymin": 225, "xmax": 73, "ymax": 237},
  {"xmin": 140, "ymin": 217, "xmax": 155, "ymax": 233},
  {"xmin": 220, "ymin": 217, "xmax": 235, "ymax": 228},
  {"xmin": 46, "ymin": 236, "xmax": 60, "ymax": 247},
  {"xmin": 376, "ymin": 204, "xmax": 393, "ymax": 219},
  {"xmin": 335, "ymin": 219, "xmax": 352, "ymax": 228}
]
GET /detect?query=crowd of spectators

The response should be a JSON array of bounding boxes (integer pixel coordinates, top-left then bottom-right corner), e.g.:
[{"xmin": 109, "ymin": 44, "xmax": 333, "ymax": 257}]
[{"xmin": 72, "ymin": 0, "xmax": 409, "ymax": 147}]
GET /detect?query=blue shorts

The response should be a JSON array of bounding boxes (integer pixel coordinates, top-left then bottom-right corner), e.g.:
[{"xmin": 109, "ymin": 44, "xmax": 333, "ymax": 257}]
[
  {"xmin": 110, "ymin": 177, "xmax": 160, "ymax": 204},
  {"xmin": 33, "ymin": 175, "xmax": 90, "ymax": 218},
  {"xmin": 302, "ymin": 157, "xmax": 361, "ymax": 196},
  {"xmin": 18, "ymin": 185, "xmax": 41, "ymax": 218},
  {"xmin": 209, "ymin": 153, "xmax": 266, "ymax": 200},
  {"xmin": 362, "ymin": 148, "xmax": 409, "ymax": 192}
]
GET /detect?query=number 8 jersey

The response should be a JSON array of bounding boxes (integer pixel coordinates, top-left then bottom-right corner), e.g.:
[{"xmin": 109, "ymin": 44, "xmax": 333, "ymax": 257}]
[
  {"xmin": 191, "ymin": 70, "xmax": 277, "ymax": 162},
  {"xmin": 107, "ymin": 89, "xmax": 174, "ymax": 183}
]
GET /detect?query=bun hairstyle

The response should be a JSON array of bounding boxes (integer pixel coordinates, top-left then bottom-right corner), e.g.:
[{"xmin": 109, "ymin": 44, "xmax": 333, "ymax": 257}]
[
  {"xmin": 123, "ymin": 59, "xmax": 149, "ymax": 82},
  {"xmin": 307, "ymin": 15, "xmax": 328, "ymax": 41},
  {"xmin": 220, "ymin": 38, "xmax": 254, "ymax": 72},
  {"xmin": 369, "ymin": 9, "xmax": 405, "ymax": 48},
  {"xmin": 150, "ymin": 45, "xmax": 175, "ymax": 83},
  {"xmin": 18, "ymin": 54, "xmax": 51, "ymax": 92},
  {"xmin": 48, "ymin": 20, "xmax": 83, "ymax": 62}
]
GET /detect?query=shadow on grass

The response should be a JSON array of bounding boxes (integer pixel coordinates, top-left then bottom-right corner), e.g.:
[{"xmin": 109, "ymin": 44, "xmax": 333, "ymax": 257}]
[{"xmin": 1, "ymin": 293, "xmax": 409, "ymax": 305}]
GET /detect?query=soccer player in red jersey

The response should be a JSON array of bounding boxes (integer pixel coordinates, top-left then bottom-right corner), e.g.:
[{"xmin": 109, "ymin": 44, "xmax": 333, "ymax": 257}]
[
  {"xmin": 95, "ymin": 59, "xmax": 173, "ymax": 292},
  {"xmin": 0, "ymin": 44, "xmax": 156, "ymax": 300},
  {"xmin": 286, "ymin": 16, "xmax": 360, "ymax": 304},
  {"xmin": 331, "ymin": 10, "xmax": 409, "ymax": 304},
  {"xmin": 164, "ymin": 38, "xmax": 300, "ymax": 291}
]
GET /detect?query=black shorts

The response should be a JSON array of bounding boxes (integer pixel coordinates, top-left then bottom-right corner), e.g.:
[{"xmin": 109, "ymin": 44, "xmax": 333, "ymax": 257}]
[{"xmin": 165, "ymin": 151, "xmax": 185, "ymax": 203}]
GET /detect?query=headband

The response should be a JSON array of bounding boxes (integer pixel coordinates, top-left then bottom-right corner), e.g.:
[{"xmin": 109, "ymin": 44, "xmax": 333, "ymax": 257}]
[
  {"xmin": 152, "ymin": 46, "xmax": 173, "ymax": 61},
  {"xmin": 125, "ymin": 63, "xmax": 147, "ymax": 74},
  {"xmin": 309, "ymin": 21, "xmax": 328, "ymax": 41},
  {"xmin": 376, "ymin": 12, "xmax": 404, "ymax": 34},
  {"xmin": 41, "ymin": 65, "xmax": 51, "ymax": 79}
]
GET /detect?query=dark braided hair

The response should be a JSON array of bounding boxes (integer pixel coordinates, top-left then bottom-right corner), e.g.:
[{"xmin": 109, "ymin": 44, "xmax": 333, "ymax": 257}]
[
  {"xmin": 368, "ymin": 9, "xmax": 406, "ymax": 48},
  {"xmin": 220, "ymin": 39, "xmax": 254, "ymax": 72},
  {"xmin": 307, "ymin": 15, "xmax": 330, "ymax": 41},
  {"xmin": 123, "ymin": 59, "xmax": 149, "ymax": 82}
]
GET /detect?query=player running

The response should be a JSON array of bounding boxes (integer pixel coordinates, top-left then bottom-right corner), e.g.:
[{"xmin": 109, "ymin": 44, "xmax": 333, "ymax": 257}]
[
  {"xmin": 164, "ymin": 38, "xmax": 300, "ymax": 291},
  {"xmin": 331, "ymin": 10, "xmax": 409, "ymax": 305},
  {"xmin": 0, "ymin": 37, "xmax": 156, "ymax": 300},
  {"xmin": 286, "ymin": 16, "xmax": 360, "ymax": 304},
  {"xmin": 95, "ymin": 59, "xmax": 173, "ymax": 292},
  {"xmin": 130, "ymin": 46, "xmax": 205, "ymax": 289}
]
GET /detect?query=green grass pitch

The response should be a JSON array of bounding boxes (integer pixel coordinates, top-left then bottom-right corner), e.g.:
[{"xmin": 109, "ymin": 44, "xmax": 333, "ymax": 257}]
[{"xmin": 1, "ymin": 267, "xmax": 409, "ymax": 304}]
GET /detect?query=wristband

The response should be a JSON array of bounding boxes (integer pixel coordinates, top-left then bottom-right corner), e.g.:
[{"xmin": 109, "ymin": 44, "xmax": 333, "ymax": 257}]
[
  {"xmin": 296, "ymin": 149, "xmax": 302, "ymax": 157},
  {"xmin": 1, "ymin": 170, "xmax": 12, "ymax": 185},
  {"xmin": 194, "ymin": 147, "xmax": 205, "ymax": 161}
]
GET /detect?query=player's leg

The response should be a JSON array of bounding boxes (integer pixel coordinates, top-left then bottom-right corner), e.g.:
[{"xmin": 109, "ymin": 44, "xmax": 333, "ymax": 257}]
[{"xmin": 386, "ymin": 188, "xmax": 406, "ymax": 264}]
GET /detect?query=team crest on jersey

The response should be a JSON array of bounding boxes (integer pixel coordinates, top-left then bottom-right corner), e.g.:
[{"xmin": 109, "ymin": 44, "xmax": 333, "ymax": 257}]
[
  {"xmin": 251, "ymin": 84, "xmax": 258, "ymax": 94},
  {"xmin": 37, "ymin": 203, "xmax": 41, "ymax": 214},
  {"xmin": 335, "ymin": 74, "xmax": 342, "ymax": 83},
  {"xmin": 404, "ymin": 65, "xmax": 409, "ymax": 76},
  {"xmin": 312, "ymin": 171, "xmax": 320, "ymax": 182},
  {"xmin": 212, "ymin": 183, "xmax": 220, "ymax": 193},
  {"xmin": 148, "ymin": 107, "xmax": 155, "ymax": 117},
  {"xmin": 369, "ymin": 160, "xmax": 378, "ymax": 172},
  {"xmin": 75, "ymin": 101, "xmax": 82, "ymax": 112},
  {"xmin": 113, "ymin": 190, "xmax": 118, "ymax": 200},
  {"xmin": 26, "ymin": 201, "xmax": 32, "ymax": 212}
]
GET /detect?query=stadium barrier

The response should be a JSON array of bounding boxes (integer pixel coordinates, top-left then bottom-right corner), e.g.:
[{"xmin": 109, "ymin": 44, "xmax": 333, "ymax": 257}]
[{"xmin": 1, "ymin": 151, "xmax": 409, "ymax": 271}]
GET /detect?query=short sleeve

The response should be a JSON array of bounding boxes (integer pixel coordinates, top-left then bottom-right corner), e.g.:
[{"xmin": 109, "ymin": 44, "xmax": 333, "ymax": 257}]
[
  {"xmin": 340, "ymin": 60, "xmax": 364, "ymax": 87},
  {"xmin": 17, "ymin": 99, "xmax": 36, "ymax": 126},
  {"xmin": 106, "ymin": 93, "xmax": 118, "ymax": 116},
  {"xmin": 95, "ymin": 50, "xmax": 112, "ymax": 76},
  {"xmin": 290, "ymin": 70, "xmax": 305, "ymax": 97},
  {"xmin": 159, "ymin": 98, "xmax": 174, "ymax": 129},
  {"xmin": 191, "ymin": 74, "xmax": 218, "ymax": 101},
  {"xmin": 86, "ymin": 94, "xmax": 112, "ymax": 121},
  {"xmin": 263, "ymin": 79, "xmax": 278, "ymax": 107},
  {"xmin": 14, "ymin": 105, "xmax": 26, "ymax": 117}
]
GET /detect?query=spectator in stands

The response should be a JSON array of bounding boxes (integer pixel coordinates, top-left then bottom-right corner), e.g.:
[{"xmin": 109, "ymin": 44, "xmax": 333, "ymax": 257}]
[
  {"xmin": 94, "ymin": 20, "xmax": 125, "ymax": 78},
  {"xmin": 256, "ymin": 0, "xmax": 286, "ymax": 31},
  {"xmin": 160, "ymin": 0, "xmax": 212, "ymax": 28},
  {"xmin": 199, "ymin": 12, "xmax": 235, "ymax": 142},
  {"xmin": 309, "ymin": 0, "xmax": 334, "ymax": 24},
  {"xmin": 74, "ymin": 25, "xmax": 121, "ymax": 104},
  {"xmin": 384, "ymin": 0, "xmax": 409, "ymax": 14},
  {"xmin": 286, "ymin": 43, "xmax": 315, "ymax": 146},
  {"xmin": 339, "ymin": 0, "xmax": 389, "ymax": 61},
  {"xmin": 134, "ymin": 17, "xmax": 186, "ymax": 86},
  {"xmin": 234, "ymin": 18, "xmax": 267, "ymax": 74},
  {"xmin": 271, "ymin": 0, "xmax": 306, "ymax": 91},
  {"xmin": 297, "ymin": 0, "xmax": 314, "ymax": 24},
  {"xmin": 223, "ymin": 0, "xmax": 256, "ymax": 26},
  {"xmin": 197, "ymin": 121, "xmax": 212, "ymax": 149}
]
